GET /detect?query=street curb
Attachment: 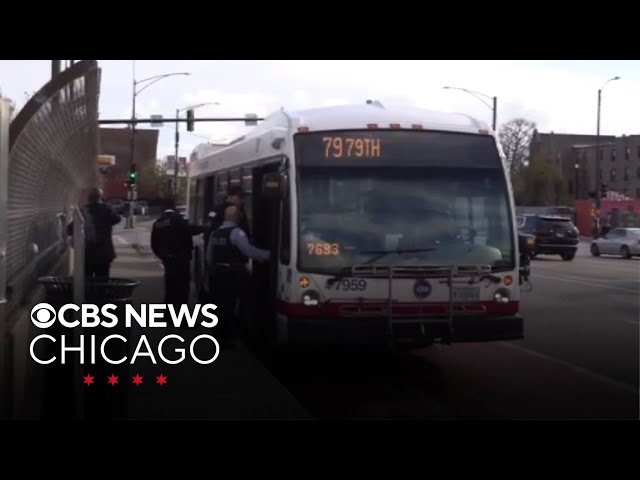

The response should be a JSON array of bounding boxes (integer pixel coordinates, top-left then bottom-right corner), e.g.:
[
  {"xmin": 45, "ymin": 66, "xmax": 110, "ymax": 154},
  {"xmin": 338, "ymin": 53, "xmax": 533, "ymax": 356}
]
[{"xmin": 131, "ymin": 243, "xmax": 151, "ymax": 256}]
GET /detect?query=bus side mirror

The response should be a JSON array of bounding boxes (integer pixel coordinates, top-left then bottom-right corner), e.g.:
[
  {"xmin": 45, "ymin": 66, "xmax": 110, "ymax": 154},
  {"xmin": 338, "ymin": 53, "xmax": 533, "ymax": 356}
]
[
  {"xmin": 518, "ymin": 233, "xmax": 533, "ymax": 284},
  {"xmin": 261, "ymin": 172, "xmax": 288, "ymax": 200}
]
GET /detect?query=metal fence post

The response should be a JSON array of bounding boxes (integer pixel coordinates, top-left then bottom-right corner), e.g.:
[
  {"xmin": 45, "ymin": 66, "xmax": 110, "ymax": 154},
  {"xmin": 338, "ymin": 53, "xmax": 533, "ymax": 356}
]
[
  {"xmin": 71, "ymin": 205, "xmax": 85, "ymax": 419},
  {"xmin": 0, "ymin": 98, "xmax": 11, "ymax": 419},
  {"xmin": 72, "ymin": 206, "xmax": 85, "ymax": 305}
]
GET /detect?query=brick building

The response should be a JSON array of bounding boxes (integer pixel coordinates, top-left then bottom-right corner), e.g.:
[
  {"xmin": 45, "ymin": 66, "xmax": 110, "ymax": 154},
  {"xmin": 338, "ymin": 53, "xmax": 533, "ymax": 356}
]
[
  {"xmin": 99, "ymin": 127, "xmax": 159, "ymax": 200},
  {"xmin": 529, "ymin": 131, "xmax": 640, "ymax": 200},
  {"xmin": 574, "ymin": 135, "xmax": 640, "ymax": 199}
]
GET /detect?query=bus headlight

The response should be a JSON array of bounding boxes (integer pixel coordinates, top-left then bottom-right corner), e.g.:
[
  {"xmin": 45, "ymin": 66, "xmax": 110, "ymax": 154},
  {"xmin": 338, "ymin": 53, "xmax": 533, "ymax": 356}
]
[
  {"xmin": 493, "ymin": 288, "xmax": 511, "ymax": 304},
  {"xmin": 302, "ymin": 290, "xmax": 322, "ymax": 307}
]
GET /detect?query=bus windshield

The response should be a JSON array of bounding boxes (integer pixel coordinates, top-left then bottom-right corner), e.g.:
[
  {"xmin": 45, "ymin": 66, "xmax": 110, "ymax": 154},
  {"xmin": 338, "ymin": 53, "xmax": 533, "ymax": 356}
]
[{"xmin": 295, "ymin": 131, "xmax": 514, "ymax": 274}]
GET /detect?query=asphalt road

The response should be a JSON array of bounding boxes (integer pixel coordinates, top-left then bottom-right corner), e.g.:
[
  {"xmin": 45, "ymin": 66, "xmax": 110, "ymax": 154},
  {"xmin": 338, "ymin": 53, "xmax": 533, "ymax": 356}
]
[
  {"xmin": 116, "ymin": 224, "xmax": 639, "ymax": 419},
  {"xmin": 259, "ymin": 241, "xmax": 639, "ymax": 420}
]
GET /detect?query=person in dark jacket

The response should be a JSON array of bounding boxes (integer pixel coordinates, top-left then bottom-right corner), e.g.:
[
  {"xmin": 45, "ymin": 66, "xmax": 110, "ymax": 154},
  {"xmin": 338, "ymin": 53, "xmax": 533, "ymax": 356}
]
[
  {"xmin": 151, "ymin": 198, "xmax": 195, "ymax": 306},
  {"xmin": 67, "ymin": 187, "xmax": 121, "ymax": 278}
]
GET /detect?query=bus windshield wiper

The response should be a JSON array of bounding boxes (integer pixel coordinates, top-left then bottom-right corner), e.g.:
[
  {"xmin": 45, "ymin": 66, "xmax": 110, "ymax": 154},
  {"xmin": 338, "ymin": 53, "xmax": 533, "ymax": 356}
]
[
  {"xmin": 325, "ymin": 266, "xmax": 354, "ymax": 288},
  {"xmin": 359, "ymin": 248, "xmax": 437, "ymax": 265},
  {"xmin": 325, "ymin": 248, "xmax": 437, "ymax": 288}
]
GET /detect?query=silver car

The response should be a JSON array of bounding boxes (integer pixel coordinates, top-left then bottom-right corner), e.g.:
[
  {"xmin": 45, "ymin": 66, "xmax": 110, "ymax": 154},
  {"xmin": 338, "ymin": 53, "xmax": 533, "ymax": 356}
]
[{"xmin": 590, "ymin": 227, "xmax": 640, "ymax": 258}]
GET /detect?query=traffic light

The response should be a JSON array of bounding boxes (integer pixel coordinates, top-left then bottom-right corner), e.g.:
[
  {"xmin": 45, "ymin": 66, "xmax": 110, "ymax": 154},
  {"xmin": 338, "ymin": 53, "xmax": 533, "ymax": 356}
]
[
  {"xmin": 600, "ymin": 183, "xmax": 608, "ymax": 198},
  {"xmin": 186, "ymin": 109, "xmax": 195, "ymax": 132},
  {"xmin": 129, "ymin": 163, "xmax": 137, "ymax": 185}
]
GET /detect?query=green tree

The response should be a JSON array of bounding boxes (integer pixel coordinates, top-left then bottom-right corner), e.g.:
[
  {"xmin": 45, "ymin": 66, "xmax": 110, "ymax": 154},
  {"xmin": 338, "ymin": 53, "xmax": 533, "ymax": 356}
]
[
  {"xmin": 498, "ymin": 118, "xmax": 537, "ymax": 200},
  {"xmin": 139, "ymin": 160, "xmax": 164, "ymax": 199},
  {"xmin": 521, "ymin": 152, "xmax": 568, "ymax": 205}
]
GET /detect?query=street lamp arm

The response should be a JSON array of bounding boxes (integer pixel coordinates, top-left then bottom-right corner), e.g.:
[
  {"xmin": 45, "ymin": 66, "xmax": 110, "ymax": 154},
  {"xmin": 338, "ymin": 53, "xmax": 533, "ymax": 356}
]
[
  {"xmin": 136, "ymin": 72, "xmax": 190, "ymax": 86},
  {"xmin": 135, "ymin": 72, "xmax": 190, "ymax": 96},
  {"xmin": 444, "ymin": 86, "xmax": 493, "ymax": 110},
  {"xmin": 444, "ymin": 86, "xmax": 494, "ymax": 106},
  {"xmin": 601, "ymin": 76, "xmax": 621, "ymax": 90},
  {"xmin": 135, "ymin": 73, "xmax": 183, "ymax": 95},
  {"xmin": 178, "ymin": 102, "xmax": 220, "ymax": 115}
]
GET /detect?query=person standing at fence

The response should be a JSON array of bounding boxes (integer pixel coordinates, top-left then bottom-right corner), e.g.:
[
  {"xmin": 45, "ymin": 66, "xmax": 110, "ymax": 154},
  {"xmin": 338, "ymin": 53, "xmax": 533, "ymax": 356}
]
[
  {"xmin": 67, "ymin": 187, "xmax": 121, "ymax": 278},
  {"xmin": 150, "ymin": 198, "xmax": 194, "ymax": 308}
]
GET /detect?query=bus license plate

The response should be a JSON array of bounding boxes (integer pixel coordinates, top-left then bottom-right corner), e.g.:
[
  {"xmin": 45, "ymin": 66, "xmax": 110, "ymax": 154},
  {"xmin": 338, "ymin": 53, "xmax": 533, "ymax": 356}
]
[{"xmin": 452, "ymin": 287, "xmax": 480, "ymax": 303}]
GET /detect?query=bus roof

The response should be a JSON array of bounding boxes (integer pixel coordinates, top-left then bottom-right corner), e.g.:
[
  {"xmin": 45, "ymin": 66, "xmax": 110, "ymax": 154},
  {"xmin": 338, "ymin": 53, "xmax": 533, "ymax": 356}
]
[
  {"xmin": 189, "ymin": 102, "xmax": 494, "ymax": 177},
  {"xmin": 245, "ymin": 102, "xmax": 491, "ymax": 138}
]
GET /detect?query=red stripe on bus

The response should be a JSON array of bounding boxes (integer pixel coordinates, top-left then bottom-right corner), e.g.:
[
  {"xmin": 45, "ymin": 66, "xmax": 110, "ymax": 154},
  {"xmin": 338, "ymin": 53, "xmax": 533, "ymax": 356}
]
[{"xmin": 277, "ymin": 300, "xmax": 519, "ymax": 317}]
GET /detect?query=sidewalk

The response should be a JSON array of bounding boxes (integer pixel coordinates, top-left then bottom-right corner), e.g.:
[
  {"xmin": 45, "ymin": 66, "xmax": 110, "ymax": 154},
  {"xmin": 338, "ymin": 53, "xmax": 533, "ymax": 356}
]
[{"xmin": 110, "ymin": 238, "xmax": 310, "ymax": 419}]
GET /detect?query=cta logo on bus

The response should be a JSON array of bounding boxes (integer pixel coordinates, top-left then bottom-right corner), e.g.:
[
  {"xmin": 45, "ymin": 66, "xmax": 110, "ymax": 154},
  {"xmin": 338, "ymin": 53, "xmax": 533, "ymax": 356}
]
[{"xmin": 413, "ymin": 279, "xmax": 432, "ymax": 299}]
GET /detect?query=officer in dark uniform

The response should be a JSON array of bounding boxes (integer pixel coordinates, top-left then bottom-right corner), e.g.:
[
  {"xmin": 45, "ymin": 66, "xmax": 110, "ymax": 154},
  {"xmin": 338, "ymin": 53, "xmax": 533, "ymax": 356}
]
[
  {"xmin": 207, "ymin": 205, "xmax": 269, "ymax": 344},
  {"xmin": 210, "ymin": 186, "xmax": 251, "ymax": 239},
  {"xmin": 151, "ymin": 198, "xmax": 194, "ymax": 307}
]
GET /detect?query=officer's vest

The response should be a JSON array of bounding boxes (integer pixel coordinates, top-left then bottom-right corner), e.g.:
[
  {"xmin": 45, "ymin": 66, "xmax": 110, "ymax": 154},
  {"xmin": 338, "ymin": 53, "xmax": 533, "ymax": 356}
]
[{"xmin": 210, "ymin": 226, "xmax": 246, "ymax": 265}]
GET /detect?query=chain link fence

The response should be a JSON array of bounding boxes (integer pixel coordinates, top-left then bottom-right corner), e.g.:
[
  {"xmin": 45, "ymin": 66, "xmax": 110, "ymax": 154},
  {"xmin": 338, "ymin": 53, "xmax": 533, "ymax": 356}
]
[
  {"xmin": 5, "ymin": 60, "xmax": 100, "ymax": 316},
  {"xmin": 0, "ymin": 60, "xmax": 101, "ymax": 418}
]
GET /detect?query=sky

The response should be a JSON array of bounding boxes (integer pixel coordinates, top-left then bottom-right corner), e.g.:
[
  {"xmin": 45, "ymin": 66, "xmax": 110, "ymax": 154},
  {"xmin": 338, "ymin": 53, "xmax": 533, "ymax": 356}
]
[{"xmin": 0, "ymin": 60, "xmax": 638, "ymax": 161}]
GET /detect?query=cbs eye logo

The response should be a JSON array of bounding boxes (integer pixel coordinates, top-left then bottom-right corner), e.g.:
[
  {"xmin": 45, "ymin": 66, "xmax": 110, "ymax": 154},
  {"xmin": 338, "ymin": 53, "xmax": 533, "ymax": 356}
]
[{"xmin": 30, "ymin": 303, "xmax": 57, "ymax": 329}]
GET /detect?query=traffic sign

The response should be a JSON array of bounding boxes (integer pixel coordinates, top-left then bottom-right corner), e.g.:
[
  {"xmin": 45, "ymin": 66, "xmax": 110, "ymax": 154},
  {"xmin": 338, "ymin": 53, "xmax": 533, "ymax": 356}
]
[{"xmin": 150, "ymin": 114, "xmax": 164, "ymax": 127}]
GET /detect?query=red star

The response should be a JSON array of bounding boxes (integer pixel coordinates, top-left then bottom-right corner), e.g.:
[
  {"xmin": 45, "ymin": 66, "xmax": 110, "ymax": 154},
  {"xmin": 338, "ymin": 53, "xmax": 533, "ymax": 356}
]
[
  {"xmin": 82, "ymin": 374, "xmax": 94, "ymax": 386},
  {"xmin": 132, "ymin": 374, "xmax": 143, "ymax": 386},
  {"xmin": 107, "ymin": 374, "xmax": 119, "ymax": 386},
  {"xmin": 156, "ymin": 374, "xmax": 167, "ymax": 386}
]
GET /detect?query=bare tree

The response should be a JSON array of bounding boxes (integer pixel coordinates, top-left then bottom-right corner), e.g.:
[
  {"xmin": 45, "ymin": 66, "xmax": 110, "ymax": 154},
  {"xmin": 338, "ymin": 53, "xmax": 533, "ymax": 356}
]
[{"xmin": 498, "ymin": 118, "xmax": 536, "ymax": 175}]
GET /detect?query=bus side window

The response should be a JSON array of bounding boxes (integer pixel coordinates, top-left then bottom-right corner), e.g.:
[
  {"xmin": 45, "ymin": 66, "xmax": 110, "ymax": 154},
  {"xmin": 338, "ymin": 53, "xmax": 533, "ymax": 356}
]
[
  {"xmin": 242, "ymin": 168, "xmax": 253, "ymax": 226},
  {"xmin": 280, "ymin": 191, "xmax": 291, "ymax": 264}
]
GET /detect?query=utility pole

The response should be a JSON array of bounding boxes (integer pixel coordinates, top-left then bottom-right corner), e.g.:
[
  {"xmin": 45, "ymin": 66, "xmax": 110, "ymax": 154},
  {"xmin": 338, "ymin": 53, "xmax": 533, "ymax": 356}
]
[
  {"xmin": 174, "ymin": 108, "xmax": 180, "ymax": 199},
  {"xmin": 443, "ymin": 86, "xmax": 497, "ymax": 132},
  {"xmin": 593, "ymin": 75, "xmax": 620, "ymax": 238},
  {"xmin": 129, "ymin": 61, "xmax": 137, "ymax": 202},
  {"xmin": 51, "ymin": 60, "xmax": 61, "ymax": 78},
  {"xmin": 595, "ymin": 88, "xmax": 602, "ymax": 210},
  {"xmin": 492, "ymin": 96, "xmax": 497, "ymax": 132},
  {"xmin": 128, "ymin": 65, "xmax": 190, "ymax": 202}
]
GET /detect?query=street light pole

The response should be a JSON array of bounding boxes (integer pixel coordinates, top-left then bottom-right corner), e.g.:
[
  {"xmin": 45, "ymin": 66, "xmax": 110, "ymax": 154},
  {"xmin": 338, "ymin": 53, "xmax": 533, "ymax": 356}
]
[
  {"xmin": 492, "ymin": 96, "xmax": 497, "ymax": 132},
  {"xmin": 443, "ymin": 86, "xmax": 497, "ymax": 131},
  {"xmin": 129, "ymin": 63, "xmax": 190, "ymax": 199},
  {"xmin": 173, "ymin": 102, "xmax": 219, "ymax": 198},
  {"xmin": 595, "ymin": 88, "xmax": 601, "ymax": 209},
  {"xmin": 594, "ymin": 76, "xmax": 620, "ymax": 211},
  {"xmin": 174, "ymin": 108, "xmax": 179, "ymax": 199}
]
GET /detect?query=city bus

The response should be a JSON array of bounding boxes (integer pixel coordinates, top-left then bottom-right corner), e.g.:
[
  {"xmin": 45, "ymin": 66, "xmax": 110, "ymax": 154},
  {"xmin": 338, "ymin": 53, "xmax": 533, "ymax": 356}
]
[{"xmin": 187, "ymin": 101, "xmax": 526, "ymax": 348}]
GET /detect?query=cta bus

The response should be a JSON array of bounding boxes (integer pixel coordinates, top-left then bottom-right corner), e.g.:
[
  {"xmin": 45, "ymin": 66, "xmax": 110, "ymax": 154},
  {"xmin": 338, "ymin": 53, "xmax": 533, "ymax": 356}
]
[{"xmin": 187, "ymin": 101, "xmax": 526, "ymax": 348}]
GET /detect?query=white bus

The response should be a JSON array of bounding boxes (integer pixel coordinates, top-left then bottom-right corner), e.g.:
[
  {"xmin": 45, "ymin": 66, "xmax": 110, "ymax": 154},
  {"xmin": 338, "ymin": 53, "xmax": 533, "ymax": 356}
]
[{"xmin": 187, "ymin": 101, "xmax": 526, "ymax": 348}]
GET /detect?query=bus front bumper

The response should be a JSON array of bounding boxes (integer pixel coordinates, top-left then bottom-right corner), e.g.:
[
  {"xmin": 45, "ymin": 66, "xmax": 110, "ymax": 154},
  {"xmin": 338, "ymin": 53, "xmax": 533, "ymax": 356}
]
[{"xmin": 282, "ymin": 314, "xmax": 524, "ymax": 346}]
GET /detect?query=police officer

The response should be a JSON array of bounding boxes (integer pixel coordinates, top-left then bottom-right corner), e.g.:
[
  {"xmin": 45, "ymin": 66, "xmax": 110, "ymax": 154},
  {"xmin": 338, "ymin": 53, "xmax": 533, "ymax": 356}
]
[
  {"xmin": 151, "ymin": 198, "xmax": 194, "ymax": 307},
  {"xmin": 206, "ymin": 205, "xmax": 269, "ymax": 345},
  {"xmin": 210, "ymin": 186, "xmax": 251, "ymax": 239}
]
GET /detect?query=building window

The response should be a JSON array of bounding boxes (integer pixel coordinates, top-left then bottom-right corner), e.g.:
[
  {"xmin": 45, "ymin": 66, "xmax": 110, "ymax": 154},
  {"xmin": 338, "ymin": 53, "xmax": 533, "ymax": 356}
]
[
  {"xmin": 611, "ymin": 148, "xmax": 616, "ymax": 161},
  {"xmin": 624, "ymin": 167, "xmax": 629, "ymax": 181},
  {"xmin": 625, "ymin": 146, "xmax": 631, "ymax": 161},
  {"xmin": 610, "ymin": 168, "xmax": 616, "ymax": 182},
  {"xmin": 637, "ymin": 187, "xmax": 640, "ymax": 198}
]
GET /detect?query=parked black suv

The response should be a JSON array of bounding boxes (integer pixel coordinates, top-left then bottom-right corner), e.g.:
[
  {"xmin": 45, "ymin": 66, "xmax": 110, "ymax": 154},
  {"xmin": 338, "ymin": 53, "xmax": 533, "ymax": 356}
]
[{"xmin": 518, "ymin": 214, "xmax": 579, "ymax": 261}]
